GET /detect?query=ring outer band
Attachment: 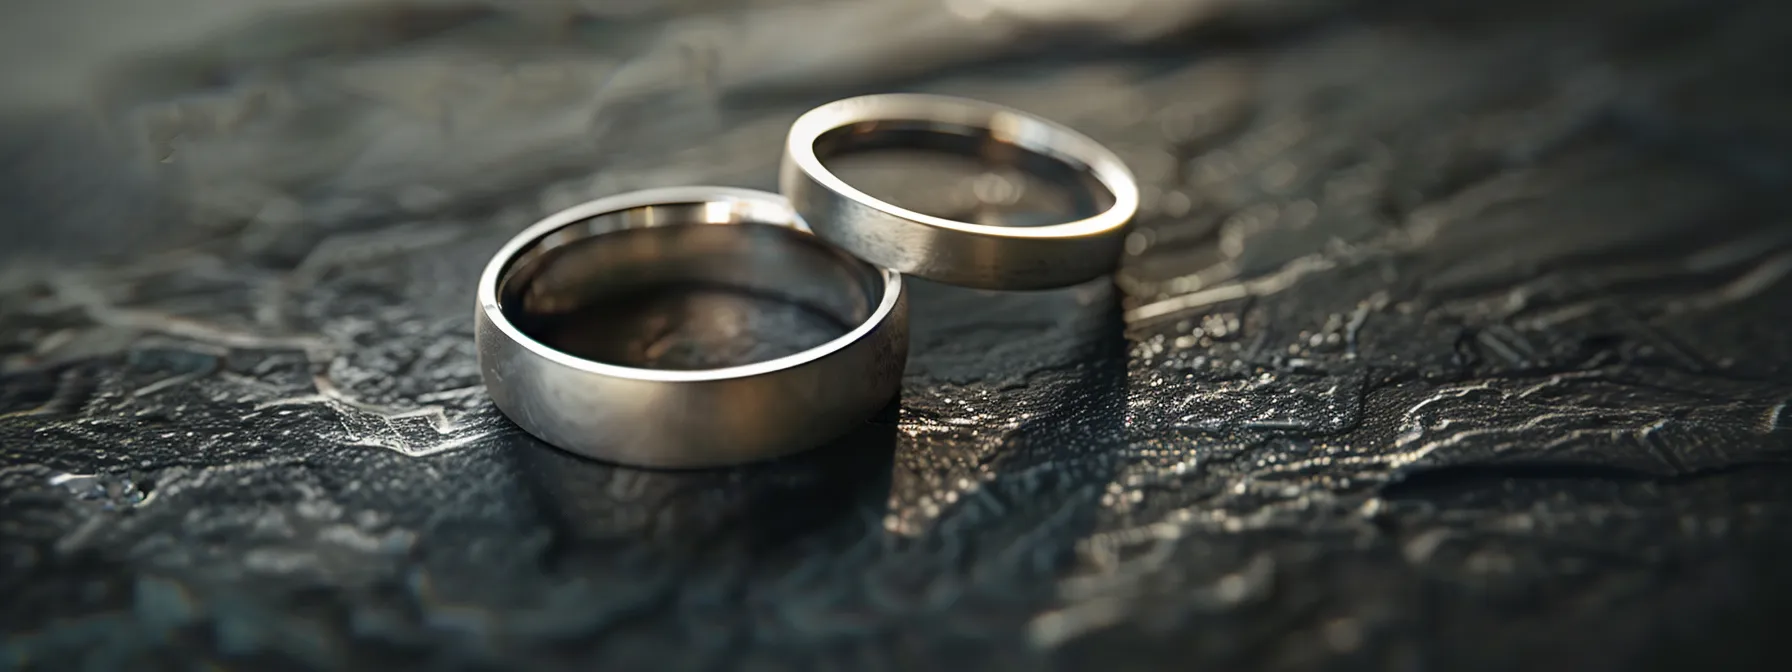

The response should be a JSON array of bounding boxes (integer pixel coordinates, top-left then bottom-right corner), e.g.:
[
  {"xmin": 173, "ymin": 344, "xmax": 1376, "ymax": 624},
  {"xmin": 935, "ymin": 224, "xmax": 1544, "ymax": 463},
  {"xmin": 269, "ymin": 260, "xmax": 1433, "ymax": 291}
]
[
  {"xmin": 475, "ymin": 186, "xmax": 907, "ymax": 468},
  {"xmin": 781, "ymin": 93, "xmax": 1140, "ymax": 290}
]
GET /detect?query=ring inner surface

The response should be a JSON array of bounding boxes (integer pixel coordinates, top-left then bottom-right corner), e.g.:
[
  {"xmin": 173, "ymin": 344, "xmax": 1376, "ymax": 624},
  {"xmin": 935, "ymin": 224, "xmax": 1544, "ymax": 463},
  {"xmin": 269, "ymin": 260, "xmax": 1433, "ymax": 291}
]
[
  {"xmin": 497, "ymin": 205, "xmax": 882, "ymax": 371},
  {"xmin": 813, "ymin": 121, "xmax": 1117, "ymax": 228}
]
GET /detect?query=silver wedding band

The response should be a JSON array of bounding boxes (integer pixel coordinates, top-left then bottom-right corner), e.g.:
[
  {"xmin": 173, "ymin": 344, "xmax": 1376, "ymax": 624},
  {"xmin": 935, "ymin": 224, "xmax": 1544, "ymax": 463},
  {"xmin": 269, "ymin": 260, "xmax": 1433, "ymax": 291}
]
[
  {"xmin": 476, "ymin": 187, "xmax": 906, "ymax": 468},
  {"xmin": 782, "ymin": 93, "xmax": 1139, "ymax": 290},
  {"xmin": 479, "ymin": 95, "xmax": 1134, "ymax": 467}
]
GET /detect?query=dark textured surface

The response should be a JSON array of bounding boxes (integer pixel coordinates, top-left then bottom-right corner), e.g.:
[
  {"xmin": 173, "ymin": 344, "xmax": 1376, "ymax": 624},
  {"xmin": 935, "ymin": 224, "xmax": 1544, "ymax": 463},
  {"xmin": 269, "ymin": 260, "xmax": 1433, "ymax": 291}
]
[{"xmin": 4, "ymin": 0, "xmax": 1792, "ymax": 669}]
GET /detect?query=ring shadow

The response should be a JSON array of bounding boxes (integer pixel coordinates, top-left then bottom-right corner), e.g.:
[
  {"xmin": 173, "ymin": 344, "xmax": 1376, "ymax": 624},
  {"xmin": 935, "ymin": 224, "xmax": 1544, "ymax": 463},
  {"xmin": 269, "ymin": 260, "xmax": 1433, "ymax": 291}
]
[{"xmin": 511, "ymin": 402, "xmax": 899, "ymax": 567}]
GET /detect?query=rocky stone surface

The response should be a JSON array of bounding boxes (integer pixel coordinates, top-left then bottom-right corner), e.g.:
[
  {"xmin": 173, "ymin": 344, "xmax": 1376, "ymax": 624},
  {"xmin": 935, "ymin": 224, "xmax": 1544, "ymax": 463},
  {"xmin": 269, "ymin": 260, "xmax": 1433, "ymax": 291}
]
[{"xmin": 3, "ymin": 0, "xmax": 1790, "ymax": 669}]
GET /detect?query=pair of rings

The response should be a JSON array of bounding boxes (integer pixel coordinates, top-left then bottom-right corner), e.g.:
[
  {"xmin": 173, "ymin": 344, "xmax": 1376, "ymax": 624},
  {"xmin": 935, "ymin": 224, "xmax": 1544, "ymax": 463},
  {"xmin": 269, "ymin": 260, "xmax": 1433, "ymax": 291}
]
[{"xmin": 476, "ymin": 94, "xmax": 1139, "ymax": 468}]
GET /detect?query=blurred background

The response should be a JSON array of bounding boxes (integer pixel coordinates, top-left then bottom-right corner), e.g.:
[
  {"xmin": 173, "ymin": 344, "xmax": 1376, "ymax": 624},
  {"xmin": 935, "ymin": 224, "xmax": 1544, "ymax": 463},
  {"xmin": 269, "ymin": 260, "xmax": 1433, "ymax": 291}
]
[{"xmin": 3, "ymin": 0, "xmax": 1791, "ymax": 669}]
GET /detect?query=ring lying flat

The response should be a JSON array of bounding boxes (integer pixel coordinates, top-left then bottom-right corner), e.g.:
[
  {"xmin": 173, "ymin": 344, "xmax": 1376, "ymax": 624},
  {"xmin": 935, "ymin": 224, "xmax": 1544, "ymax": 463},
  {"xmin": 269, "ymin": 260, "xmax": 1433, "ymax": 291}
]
[
  {"xmin": 475, "ymin": 187, "xmax": 907, "ymax": 468},
  {"xmin": 781, "ymin": 93, "xmax": 1140, "ymax": 290}
]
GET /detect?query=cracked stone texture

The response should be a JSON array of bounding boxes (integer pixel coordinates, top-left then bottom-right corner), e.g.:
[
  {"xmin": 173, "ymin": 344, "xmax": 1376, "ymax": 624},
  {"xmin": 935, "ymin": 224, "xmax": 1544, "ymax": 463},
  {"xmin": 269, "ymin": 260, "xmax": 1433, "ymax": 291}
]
[{"xmin": 4, "ymin": 0, "xmax": 1792, "ymax": 669}]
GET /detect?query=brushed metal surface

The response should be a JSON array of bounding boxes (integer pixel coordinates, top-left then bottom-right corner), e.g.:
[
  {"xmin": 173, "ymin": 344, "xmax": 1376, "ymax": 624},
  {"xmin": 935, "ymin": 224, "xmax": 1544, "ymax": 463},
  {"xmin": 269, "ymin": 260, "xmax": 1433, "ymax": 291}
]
[
  {"xmin": 783, "ymin": 94, "xmax": 1139, "ymax": 290},
  {"xmin": 476, "ymin": 187, "xmax": 907, "ymax": 467}
]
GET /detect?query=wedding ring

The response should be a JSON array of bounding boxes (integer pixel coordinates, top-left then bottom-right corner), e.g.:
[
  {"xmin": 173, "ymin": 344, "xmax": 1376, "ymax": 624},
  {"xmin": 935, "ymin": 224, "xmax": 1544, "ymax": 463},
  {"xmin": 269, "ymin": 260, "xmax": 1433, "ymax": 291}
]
[
  {"xmin": 475, "ymin": 187, "xmax": 907, "ymax": 468},
  {"xmin": 781, "ymin": 93, "xmax": 1139, "ymax": 290}
]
